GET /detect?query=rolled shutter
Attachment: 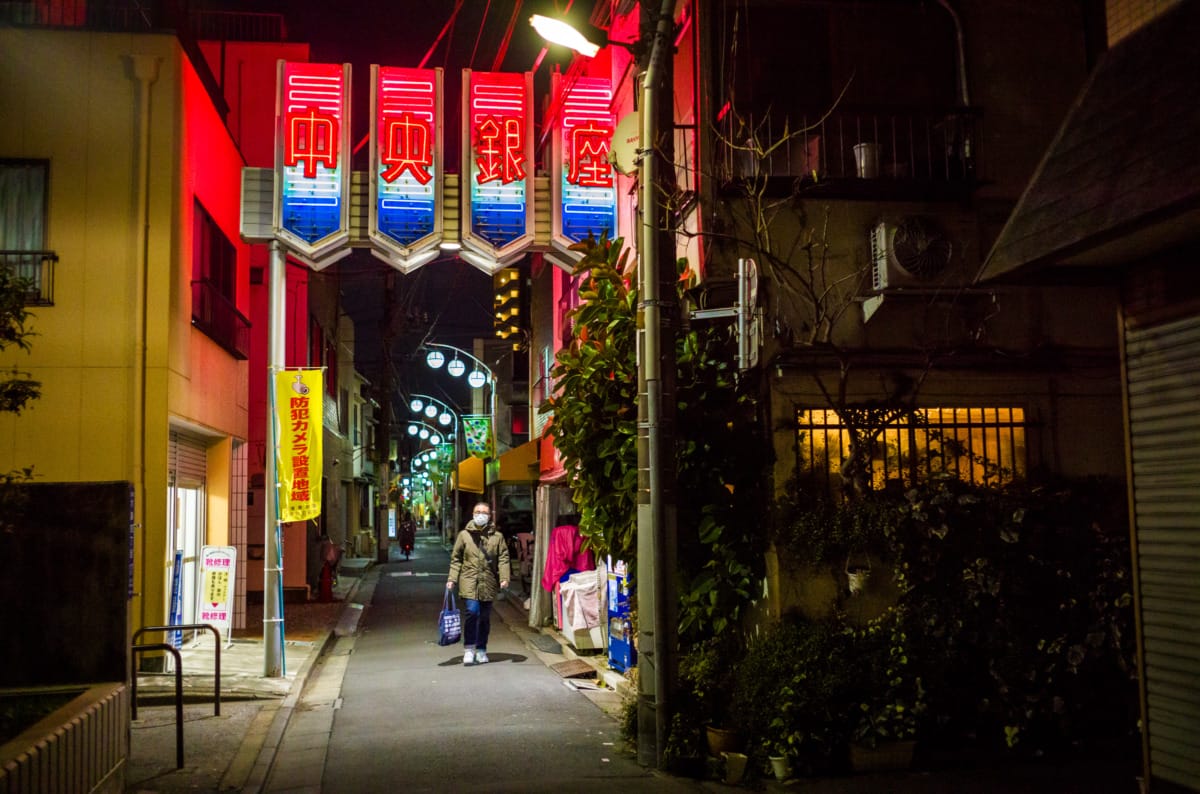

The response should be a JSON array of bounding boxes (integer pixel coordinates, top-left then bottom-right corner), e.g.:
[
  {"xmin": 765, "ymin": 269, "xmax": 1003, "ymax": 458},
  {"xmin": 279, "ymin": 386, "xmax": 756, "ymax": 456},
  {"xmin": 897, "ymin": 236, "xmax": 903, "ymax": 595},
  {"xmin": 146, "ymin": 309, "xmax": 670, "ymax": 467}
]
[
  {"xmin": 169, "ymin": 430, "xmax": 208, "ymax": 487},
  {"xmin": 1125, "ymin": 312, "xmax": 1200, "ymax": 791}
]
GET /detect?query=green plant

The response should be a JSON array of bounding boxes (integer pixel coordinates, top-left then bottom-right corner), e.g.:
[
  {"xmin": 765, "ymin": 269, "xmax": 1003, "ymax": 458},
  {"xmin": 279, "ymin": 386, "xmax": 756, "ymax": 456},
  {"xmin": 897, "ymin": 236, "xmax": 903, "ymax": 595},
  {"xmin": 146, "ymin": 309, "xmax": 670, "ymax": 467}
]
[
  {"xmin": 845, "ymin": 606, "xmax": 925, "ymax": 749},
  {"xmin": 730, "ymin": 619, "xmax": 852, "ymax": 772},
  {"xmin": 543, "ymin": 236, "xmax": 768, "ymax": 644}
]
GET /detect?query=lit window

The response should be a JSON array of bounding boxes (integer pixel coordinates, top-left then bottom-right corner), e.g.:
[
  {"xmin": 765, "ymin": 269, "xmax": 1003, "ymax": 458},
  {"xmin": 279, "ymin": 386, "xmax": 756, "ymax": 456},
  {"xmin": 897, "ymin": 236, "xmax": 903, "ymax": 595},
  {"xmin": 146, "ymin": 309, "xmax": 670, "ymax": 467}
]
[{"xmin": 795, "ymin": 407, "xmax": 1027, "ymax": 495}]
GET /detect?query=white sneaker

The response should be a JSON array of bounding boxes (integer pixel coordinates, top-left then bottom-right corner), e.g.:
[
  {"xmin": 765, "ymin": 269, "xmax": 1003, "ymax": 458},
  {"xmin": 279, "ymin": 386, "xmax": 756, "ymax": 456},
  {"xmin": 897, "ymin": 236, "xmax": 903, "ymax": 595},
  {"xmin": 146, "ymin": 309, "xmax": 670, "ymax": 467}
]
[
  {"xmin": 474, "ymin": 650, "xmax": 489, "ymax": 665},
  {"xmin": 463, "ymin": 649, "xmax": 475, "ymax": 665}
]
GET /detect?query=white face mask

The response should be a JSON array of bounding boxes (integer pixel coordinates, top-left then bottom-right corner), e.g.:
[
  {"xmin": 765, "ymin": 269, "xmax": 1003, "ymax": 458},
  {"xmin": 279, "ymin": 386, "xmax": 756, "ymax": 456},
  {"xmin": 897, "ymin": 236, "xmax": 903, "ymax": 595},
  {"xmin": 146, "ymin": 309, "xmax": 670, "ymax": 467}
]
[{"xmin": 473, "ymin": 513, "xmax": 490, "ymax": 527}]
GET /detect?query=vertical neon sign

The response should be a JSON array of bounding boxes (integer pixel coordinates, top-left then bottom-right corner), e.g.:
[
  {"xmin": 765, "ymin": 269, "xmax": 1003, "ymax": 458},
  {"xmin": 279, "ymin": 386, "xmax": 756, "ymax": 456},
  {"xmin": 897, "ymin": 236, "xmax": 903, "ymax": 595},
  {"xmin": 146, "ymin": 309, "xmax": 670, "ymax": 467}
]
[
  {"xmin": 275, "ymin": 61, "xmax": 351, "ymax": 263},
  {"xmin": 460, "ymin": 70, "xmax": 534, "ymax": 274},
  {"xmin": 551, "ymin": 74, "xmax": 618, "ymax": 259},
  {"xmin": 369, "ymin": 65, "xmax": 444, "ymax": 273}
]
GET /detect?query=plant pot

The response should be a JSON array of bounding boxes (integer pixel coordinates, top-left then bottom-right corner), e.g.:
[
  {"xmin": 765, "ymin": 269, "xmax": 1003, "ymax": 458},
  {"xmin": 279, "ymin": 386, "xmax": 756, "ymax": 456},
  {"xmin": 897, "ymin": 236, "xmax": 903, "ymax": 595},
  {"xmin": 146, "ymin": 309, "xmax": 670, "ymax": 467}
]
[
  {"xmin": 705, "ymin": 725, "xmax": 743, "ymax": 757},
  {"xmin": 768, "ymin": 755, "xmax": 792, "ymax": 781},
  {"xmin": 849, "ymin": 739, "xmax": 916, "ymax": 772},
  {"xmin": 722, "ymin": 751, "xmax": 748, "ymax": 784}
]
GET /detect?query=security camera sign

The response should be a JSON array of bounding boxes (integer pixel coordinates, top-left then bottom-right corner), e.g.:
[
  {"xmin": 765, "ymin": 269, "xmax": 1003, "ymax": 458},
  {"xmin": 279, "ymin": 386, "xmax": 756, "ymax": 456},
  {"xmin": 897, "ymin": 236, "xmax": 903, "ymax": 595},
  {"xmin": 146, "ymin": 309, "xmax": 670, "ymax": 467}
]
[{"xmin": 200, "ymin": 545, "xmax": 237, "ymax": 646}]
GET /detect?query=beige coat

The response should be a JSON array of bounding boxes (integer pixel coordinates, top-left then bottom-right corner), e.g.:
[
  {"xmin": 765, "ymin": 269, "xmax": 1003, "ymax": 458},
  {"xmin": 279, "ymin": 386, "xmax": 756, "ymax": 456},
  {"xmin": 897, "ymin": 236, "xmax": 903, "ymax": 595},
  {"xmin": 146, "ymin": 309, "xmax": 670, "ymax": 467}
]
[{"xmin": 448, "ymin": 523, "xmax": 511, "ymax": 601}]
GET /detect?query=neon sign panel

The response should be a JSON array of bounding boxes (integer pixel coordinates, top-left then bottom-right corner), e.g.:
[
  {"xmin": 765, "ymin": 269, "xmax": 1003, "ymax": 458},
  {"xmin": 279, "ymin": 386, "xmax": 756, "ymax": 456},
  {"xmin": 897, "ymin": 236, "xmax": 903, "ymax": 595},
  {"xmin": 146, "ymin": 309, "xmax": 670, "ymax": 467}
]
[
  {"xmin": 275, "ymin": 61, "xmax": 351, "ymax": 263},
  {"xmin": 369, "ymin": 65, "xmax": 444, "ymax": 272},
  {"xmin": 552, "ymin": 75, "xmax": 618, "ymax": 255},
  {"xmin": 461, "ymin": 70, "xmax": 534, "ymax": 272}
]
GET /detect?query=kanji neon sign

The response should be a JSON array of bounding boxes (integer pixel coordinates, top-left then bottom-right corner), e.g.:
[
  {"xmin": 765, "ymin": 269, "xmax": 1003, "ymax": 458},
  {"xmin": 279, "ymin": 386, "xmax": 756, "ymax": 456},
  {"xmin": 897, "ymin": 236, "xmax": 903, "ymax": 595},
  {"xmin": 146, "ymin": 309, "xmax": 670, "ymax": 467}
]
[
  {"xmin": 475, "ymin": 116, "xmax": 526, "ymax": 184},
  {"xmin": 370, "ymin": 66, "xmax": 443, "ymax": 270},
  {"xmin": 285, "ymin": 108, "xmax": 339, "ymax": 179},
  {"xmin": 275, "ymin": 61, "xmax": 351, "ymax": 261},
  {"xmin": 381, "ymin": 112, "xmax": 433, "ymax": 184},
  {"xmin": 461, "ymin": 70, "xmax": 534, "ymax": 269},
  {"xmin": 551, "ymin": 75, "xmax": 618, "ymax": 255}
]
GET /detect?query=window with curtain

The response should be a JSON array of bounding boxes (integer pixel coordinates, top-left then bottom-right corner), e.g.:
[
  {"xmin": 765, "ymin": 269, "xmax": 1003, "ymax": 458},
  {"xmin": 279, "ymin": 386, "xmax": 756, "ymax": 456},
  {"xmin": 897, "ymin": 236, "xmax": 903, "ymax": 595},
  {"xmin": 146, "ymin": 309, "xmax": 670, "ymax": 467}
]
[
  {"xmin": 795, "ymin": 407, "xmax": 1027, "ymax": 496},
  {"xmin": 0, "ymin": 159, "xmax": 52, "ymax": 304}
]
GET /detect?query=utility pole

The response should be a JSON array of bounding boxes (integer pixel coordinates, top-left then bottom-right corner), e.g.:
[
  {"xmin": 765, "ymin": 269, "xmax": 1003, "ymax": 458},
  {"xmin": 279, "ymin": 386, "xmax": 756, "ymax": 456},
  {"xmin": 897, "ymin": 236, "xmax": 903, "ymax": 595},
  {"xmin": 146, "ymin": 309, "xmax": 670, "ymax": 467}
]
[
  {"xmin": 263, "ymin": 240, "xmax": 286, "ymax": 677},
  {"xmin": 636, "ymin": 0, "xmax": 680, "ymax": 770}
]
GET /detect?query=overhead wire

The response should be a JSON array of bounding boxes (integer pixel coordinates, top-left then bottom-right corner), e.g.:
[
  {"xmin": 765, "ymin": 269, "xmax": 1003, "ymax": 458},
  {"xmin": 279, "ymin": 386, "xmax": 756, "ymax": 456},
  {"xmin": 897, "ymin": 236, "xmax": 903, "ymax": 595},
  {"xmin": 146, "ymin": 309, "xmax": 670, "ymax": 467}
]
[
  {"xmin": 468, "ymin": 0, "xmax": 494, "ymax": 70},
  {"xmin": 419, "ymin": 0, "xmax": 466, "ymax": 69},
  {"xmin": 490, "ymin": 0, "xmax": 524, "ymax": 71}
]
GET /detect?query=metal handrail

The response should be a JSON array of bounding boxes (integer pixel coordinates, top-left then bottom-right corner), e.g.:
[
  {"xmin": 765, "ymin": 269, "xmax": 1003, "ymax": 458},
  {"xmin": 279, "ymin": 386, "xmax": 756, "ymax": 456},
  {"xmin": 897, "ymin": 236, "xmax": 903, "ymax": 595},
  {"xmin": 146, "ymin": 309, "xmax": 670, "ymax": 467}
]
[
  {"xmin": 132, "ymin": 623, "xmax": 221, "ymax": 716},
  {"xmin": 131, "ymin": 643, "xmax": 184, "ymax": 769}
]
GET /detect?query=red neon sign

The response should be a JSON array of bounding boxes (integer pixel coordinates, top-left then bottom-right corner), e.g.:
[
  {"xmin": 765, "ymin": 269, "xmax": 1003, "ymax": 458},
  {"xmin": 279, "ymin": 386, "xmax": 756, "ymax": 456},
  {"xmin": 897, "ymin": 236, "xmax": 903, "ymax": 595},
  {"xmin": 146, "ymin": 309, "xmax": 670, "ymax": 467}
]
[
  {"xmin": 475, "ymin": 116, "xmax": 526, "ymax": 184},
  {"xmin": 285, "ymin": 108, "xmax": 339, "ymax": 178},
  {"xmin": 568, "ymin": 120, "xmax": 614, "ymax": 187},
  {"xmin": 381, "ymin": 112, "xmax": 433, "ymax": 184}
]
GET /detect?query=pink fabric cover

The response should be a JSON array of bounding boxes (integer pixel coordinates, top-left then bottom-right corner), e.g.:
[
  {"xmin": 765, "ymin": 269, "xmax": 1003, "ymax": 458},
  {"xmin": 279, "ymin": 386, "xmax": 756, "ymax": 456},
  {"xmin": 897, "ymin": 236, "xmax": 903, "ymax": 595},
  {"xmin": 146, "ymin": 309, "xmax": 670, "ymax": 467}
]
[{"xmin": 541, "ymin": 523, "xmax": 594, "ymax": 592}]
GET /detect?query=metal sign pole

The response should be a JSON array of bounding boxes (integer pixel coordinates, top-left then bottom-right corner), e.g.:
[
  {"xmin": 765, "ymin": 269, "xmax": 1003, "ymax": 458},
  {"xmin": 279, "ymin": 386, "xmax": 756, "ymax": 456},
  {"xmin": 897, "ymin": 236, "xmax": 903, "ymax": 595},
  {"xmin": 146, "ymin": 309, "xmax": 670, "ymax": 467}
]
[{"xmin": 263, "ymin": 240, "xmax": 286, "ymax": 677}]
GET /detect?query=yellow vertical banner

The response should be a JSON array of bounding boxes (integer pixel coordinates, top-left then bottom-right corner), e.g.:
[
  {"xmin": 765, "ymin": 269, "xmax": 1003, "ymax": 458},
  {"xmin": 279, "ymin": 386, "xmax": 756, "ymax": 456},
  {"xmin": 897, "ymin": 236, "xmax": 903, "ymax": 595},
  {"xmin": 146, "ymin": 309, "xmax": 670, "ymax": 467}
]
[{"xmin": 275, "ymin": 369, "xmax": 324, "ymax": 522}]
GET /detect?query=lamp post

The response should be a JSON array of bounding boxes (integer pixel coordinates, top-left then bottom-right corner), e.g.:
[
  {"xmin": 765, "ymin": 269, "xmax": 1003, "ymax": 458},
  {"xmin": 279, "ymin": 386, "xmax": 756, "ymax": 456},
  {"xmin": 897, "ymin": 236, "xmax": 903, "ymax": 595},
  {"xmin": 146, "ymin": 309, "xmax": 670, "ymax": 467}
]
[
  {"xmin": 422, "ymin": 342, "xmax": 495, "ymax": 419},
  {"xmin": 409, "ymin": 393, "xmax": 463, "ymax": 536},
  {"xmin": 531, "ymin": 2, "xmax": 679, "ymax": 769}
]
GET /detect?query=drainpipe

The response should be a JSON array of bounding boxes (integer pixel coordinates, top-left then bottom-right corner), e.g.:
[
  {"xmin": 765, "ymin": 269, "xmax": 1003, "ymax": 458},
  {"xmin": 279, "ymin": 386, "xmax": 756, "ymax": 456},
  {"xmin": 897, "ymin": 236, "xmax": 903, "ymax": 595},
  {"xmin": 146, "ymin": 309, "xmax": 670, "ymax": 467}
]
[
  {"xmin": 129, "ymin": 53, "xmax": 161, "ymax": 635},
  {"xmin": 935, "ymin": 0, "xmax": 971, "ymax": 106}
]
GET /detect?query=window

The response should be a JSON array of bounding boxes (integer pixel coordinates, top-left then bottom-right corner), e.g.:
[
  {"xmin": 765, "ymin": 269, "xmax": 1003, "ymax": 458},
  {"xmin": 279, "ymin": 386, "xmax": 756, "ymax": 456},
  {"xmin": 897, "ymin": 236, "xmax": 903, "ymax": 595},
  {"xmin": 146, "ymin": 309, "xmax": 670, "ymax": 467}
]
[
  {"xmin": 191, "ymin": 199, "xmax": 248, "ymax": 357},
  {"xmin": 796, "ymin": 407, "xmax": 1026, "ymax": 495},
  {"xmin": 0, "ymin": 159, "xmax": 54, "ymax": 305}
]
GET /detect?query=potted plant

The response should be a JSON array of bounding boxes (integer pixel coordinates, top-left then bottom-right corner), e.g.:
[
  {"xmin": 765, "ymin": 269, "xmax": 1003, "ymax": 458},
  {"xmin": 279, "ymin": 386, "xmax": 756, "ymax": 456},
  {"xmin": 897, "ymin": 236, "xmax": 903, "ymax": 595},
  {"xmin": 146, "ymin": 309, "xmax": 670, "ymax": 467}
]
[
  {"xmin": 846, "ymin": 606, "xmax": 925, "ymax": 771},
  {"xmin": 677, "ymin": 639, "xmax": 742, "ymax": 757}
]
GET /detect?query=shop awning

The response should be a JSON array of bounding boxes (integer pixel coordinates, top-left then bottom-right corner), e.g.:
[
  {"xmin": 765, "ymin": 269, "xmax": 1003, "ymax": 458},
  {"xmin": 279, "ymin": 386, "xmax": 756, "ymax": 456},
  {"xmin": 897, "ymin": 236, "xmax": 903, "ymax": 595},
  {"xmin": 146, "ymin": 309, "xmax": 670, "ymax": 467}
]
[
  {"xmin": 456, "ymin": 456, "xmax": 485, "ymax": 494},
  {"xmin": 491, "ymin": 439, "xmax": 540, "ymax": 484}
]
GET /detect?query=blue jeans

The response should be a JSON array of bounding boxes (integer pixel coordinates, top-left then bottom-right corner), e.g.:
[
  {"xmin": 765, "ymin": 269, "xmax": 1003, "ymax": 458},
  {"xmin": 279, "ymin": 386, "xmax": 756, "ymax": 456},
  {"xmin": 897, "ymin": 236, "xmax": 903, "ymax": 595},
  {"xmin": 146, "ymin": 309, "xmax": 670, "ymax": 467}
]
[{"xmin": 463, "ymin": 599, "xmax": 493, "ymax": 650}]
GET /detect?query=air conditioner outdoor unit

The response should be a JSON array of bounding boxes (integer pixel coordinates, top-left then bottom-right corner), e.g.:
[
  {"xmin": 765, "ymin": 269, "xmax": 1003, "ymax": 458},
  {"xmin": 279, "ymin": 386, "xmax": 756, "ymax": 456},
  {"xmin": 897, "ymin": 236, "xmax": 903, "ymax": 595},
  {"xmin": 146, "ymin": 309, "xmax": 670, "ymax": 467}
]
[{"xmin": 870, "ymin": 216, "xmax": 955, "ymax": 292}]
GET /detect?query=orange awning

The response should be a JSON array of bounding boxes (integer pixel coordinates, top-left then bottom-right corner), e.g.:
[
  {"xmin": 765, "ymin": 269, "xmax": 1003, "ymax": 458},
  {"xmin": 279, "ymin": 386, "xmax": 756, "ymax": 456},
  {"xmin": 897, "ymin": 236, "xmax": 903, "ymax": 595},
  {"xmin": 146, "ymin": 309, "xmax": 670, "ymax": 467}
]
[
  {"xmin": 494, "ymin": 439, "xmax": 540, "ymax": 483},
  {"xmin": 456, "ymin": 456, "xmax": 485, "ymax": 494}
]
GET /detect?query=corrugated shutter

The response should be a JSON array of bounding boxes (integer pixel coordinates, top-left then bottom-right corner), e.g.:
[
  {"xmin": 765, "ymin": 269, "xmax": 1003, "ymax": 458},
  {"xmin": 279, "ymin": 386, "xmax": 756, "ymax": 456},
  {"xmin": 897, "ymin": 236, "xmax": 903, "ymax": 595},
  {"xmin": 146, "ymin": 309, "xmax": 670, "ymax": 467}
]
[
  {"xmin": 169, "ymin": 430, "xmax": 208, "ymax": 488},
  {"xmin": 1125, "ymin": 312, "xmax": 1200, "ymax": 792}
]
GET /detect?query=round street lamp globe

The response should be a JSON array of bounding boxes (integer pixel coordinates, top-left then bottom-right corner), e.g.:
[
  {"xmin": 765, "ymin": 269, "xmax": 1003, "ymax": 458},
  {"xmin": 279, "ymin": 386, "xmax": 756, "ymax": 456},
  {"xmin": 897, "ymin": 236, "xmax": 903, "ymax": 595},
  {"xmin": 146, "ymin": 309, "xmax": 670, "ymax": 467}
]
[
  {"xmin": 438, "ymin": 412, "xmax": 452, "ymax": 426},
  {"xmin": 467, "ymin": 370, "xmax": 487, "ymax": 389},
  {"xmin": 424, "ymin": 404, "xmax": 438, "ymax": 418},
  {"xmin": 410, "ymin": 398, "xmax": 423, "ymax": 413},
  {"xmin": 419, "ymin": 428, "xmax": 430, "ymax": 439},
  {"xmin": 430, "ymin": 434, "xmax": 443, "ymax": 446},
  {"xmin": 407, "ymin": 424, "xmax": 419, "ymax": 436},
  {"xmin": 426, "ymin": 349, "xmax": 445, "ymax": 369},
  {"xmin": 447, "ymin": 358, "xmax": 466, "ymax": 377}
]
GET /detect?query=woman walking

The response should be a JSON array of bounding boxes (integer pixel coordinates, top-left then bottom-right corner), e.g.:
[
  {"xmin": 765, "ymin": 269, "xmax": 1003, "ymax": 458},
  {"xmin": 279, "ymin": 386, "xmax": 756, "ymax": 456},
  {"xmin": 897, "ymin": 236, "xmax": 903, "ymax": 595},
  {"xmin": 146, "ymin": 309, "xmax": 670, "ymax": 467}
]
[{"xmin": 447, "ymin": 502, "xmax": 510, "ymax": 665}]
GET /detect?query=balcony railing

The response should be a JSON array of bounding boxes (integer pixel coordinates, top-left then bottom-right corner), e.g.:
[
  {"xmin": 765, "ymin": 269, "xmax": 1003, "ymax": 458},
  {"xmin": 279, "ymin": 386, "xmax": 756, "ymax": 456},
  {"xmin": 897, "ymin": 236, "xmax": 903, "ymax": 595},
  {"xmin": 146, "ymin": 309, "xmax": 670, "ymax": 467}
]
[
  {"xmin": 0, "ymin": 250, "xmax": 56, "ymax": 306},
  {"xmin": 191, "ymin": 280, "xmax": 250, "ymax": 360},
  {"xmin": 718, "ymin": 105, "xmax": 980, "ymax": 200}
]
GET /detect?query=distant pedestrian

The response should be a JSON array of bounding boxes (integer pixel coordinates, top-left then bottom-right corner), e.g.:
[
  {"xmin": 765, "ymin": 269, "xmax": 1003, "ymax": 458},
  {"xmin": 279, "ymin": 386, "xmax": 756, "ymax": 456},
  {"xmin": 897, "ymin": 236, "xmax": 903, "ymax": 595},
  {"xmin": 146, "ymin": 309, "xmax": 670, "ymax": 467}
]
[
  {"xmin": 317, "ymin": 533, "xmax": 341, "ymax": 602},
  {"xmin": 447, "ymin": 502, "xmax": 510, "ymax": 666}
]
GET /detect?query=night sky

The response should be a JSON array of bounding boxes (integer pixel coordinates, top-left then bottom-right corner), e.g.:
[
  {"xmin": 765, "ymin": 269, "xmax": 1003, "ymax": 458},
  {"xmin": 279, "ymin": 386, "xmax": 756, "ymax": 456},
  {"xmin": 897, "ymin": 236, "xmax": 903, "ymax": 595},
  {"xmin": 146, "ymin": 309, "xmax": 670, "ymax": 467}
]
[{"xmin": 251, "ymin": 0, "xmax": 593, "ymax": 409}]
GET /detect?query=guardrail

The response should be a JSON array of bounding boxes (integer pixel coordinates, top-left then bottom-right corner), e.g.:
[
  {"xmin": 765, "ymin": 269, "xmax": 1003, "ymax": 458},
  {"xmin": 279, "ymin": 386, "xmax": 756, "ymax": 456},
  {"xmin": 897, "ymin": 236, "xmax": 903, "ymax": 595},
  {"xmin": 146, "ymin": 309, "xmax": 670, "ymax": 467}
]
[
  {"xmin": 131, "ymin": 643, "xmax": 183, "ymax": 769},
  {"xmin": 130, "ymin": 623, "xmax": 222, "ymax": 770}
]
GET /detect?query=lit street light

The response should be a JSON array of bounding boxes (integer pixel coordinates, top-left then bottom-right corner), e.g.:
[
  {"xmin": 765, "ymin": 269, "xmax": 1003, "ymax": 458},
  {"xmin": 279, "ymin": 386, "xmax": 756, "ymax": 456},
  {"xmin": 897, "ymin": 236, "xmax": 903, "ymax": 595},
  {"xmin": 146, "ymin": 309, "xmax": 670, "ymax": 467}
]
[{"xmin": 531, "ymin": 1, "xmax": 679, "ymax": 771}]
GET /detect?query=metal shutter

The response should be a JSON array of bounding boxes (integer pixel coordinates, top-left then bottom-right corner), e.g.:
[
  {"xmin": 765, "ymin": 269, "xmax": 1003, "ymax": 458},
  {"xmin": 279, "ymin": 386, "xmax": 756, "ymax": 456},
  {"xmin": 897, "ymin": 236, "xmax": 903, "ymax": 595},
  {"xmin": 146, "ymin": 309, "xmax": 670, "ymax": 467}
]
[
  {"xmin": 1125, "ymin": 312, "xmax": 1200, "ymax": 792},
  {"xmin": 168, "ymin": 430, "xmax": 208, "ymax": 488}
]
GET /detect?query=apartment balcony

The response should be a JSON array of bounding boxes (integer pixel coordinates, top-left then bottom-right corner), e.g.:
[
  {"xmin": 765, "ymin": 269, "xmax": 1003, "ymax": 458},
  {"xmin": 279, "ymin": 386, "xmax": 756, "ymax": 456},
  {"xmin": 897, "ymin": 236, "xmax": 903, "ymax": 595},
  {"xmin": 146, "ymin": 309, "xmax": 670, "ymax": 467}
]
[
  {"xmin": 1, "ymin": 249, "xmax": 56, "ymax": 306},
  {"xmin": 191, "ymin": 279, "xmax": 250, "ymax": 360},
  {"xmin": 717, "ymin": 105, "xmax": 981, "ymax": 202}
]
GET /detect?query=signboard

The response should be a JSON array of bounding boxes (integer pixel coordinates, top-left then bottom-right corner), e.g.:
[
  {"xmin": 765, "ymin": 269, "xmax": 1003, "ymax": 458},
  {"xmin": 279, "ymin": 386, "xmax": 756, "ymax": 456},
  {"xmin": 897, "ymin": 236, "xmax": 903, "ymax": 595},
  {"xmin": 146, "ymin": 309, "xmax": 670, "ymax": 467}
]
[
  {"xmin": 551, "ymin": 74, "xmax": 618, "ymax": 263},
  {"xmin": 168, "ymin": 550, "xmax": 184, "ymax": 648},
  {"xmin": 275, "ymin": 369, "xmax": 324, "ymax": 522},
  {"xmin": 199, "ymin": 545, "xmax": 237, "ymax": 645},
  {"xmin": 274, "ymin": 61, "xmax": 352, "ymax": 264},
  {"xmin": 460, "ymin": 70, "xmax": 535, "ymax": 273},
  {"xmin": 369, "ymin": 65, "xmax": 444, "ymax": 272}
]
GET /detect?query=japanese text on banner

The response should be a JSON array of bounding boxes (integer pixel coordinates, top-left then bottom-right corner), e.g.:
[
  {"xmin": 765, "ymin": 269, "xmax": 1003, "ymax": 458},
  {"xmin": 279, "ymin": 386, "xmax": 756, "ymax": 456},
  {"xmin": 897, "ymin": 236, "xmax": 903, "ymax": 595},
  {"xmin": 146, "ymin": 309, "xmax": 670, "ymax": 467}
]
[{"xmin": 275, "ymin": 370, "xmax": 324, "ymax": 522}]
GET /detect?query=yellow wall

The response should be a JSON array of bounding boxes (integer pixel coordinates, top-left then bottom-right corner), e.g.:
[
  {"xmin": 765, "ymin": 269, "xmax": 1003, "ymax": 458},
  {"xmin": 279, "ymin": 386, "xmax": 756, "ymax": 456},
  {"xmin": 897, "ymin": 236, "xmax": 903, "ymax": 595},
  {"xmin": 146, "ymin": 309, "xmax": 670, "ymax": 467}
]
[{"xmin": 0, "ymin": 28, "xmax": 248, "ymax": 638}]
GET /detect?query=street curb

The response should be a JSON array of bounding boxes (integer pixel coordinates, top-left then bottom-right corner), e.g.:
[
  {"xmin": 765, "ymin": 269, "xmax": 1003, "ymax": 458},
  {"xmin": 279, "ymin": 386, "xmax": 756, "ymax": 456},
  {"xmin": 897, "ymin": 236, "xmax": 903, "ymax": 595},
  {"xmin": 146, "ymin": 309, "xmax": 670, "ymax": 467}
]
[{"xmin": 238, "ymin": 570, "xmax": 370, "ymax": 793}]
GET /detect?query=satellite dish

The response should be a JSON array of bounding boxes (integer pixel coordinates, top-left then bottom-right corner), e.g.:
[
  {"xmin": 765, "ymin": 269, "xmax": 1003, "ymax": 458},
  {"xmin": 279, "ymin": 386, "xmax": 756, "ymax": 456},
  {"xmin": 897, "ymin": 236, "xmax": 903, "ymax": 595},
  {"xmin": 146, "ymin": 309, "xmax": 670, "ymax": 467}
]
[{"xmin": 609, "ymin": 112, "xmax": 640, "ymax": 176}]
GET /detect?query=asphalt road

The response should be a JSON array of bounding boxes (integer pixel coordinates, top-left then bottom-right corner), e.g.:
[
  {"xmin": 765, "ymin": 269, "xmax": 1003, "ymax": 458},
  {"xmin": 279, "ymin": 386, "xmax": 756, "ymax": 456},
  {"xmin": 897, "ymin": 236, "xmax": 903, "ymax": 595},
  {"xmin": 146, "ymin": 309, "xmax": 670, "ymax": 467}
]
[{"xmin": 318, "ymin": 535, "xmax": 698, "ymax": 794}]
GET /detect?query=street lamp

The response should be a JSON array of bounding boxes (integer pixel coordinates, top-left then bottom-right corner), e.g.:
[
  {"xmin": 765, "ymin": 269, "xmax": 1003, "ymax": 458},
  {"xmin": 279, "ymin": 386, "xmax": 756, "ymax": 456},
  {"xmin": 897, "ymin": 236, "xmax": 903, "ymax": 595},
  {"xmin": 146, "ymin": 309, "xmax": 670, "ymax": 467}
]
[
  {"xmin": 421, "ymin": 343, "xmax": 495, "ymax": 418},
  {"xmin": 532, "ymin": 2, "xmax": 679, "ymax": 771},
  {"xmin": 408, "ymin": 392, "xmax": 464, "ymax": 536}
]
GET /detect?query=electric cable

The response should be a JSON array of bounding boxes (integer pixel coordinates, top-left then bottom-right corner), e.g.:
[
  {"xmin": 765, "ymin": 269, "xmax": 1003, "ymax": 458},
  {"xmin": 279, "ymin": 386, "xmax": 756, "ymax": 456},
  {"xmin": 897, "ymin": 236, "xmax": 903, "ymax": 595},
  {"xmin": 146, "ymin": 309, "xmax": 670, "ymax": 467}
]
[
  {"xmin": 490, "ymin": 0, "xmax": 523, "ymax": 71},
  {"xmin": 468, "ymin": 0, "xmax": 494, "ymax": 70},
  {"xmin": 419, "ymin": 0, "xmax": 466, "ymax": 69}
]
